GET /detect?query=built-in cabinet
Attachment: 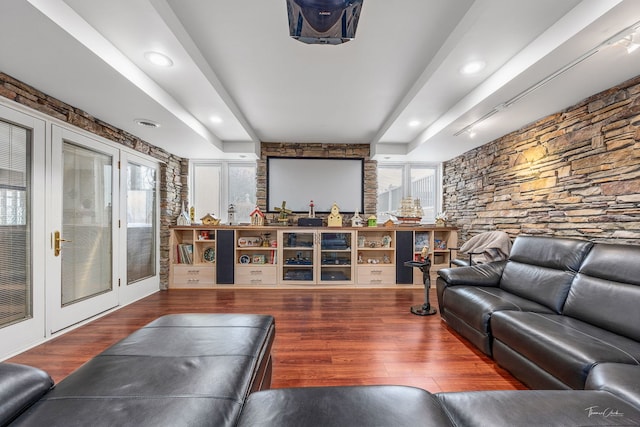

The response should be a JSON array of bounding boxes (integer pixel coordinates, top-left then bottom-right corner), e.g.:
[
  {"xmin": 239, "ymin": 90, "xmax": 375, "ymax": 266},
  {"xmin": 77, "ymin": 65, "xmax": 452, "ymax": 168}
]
[
  {"xmin": 235, "ymin": 228, "xmax": 278, "ymax": 285},
  {"xmin": 168, "ymin": 225, "xmax": 457, "ymax": 288},
  {"xmin": 356, "ymin": 228, "xmax": 396, "ymax": 286},
  {"xmin": 169, "ymin": 227, "xmax": 217, "ymax": 288},
  {"xmin": 281, "ymin": 229, "xmax": 355, "ymax": 285}
]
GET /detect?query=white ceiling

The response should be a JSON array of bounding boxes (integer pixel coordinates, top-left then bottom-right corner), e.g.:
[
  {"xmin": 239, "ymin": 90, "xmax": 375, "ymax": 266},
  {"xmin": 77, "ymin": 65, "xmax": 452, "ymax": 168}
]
[{"xmin": 1, "ymin": 0, "xmax": 639, "ymax": 162}]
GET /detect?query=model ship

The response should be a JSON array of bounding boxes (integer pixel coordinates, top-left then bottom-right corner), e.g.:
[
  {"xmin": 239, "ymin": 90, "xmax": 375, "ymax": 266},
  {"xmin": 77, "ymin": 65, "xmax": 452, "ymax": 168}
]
[{"xmin": 394, "ymin": 197, "xmax": 423, "ymax": 224}]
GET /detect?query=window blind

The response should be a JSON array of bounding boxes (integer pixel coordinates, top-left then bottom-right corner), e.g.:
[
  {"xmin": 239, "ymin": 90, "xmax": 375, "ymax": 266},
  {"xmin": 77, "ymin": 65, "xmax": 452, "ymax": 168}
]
[{"xmin": 0, "ymin": 120, "xmax": 32, "ymax": 328}]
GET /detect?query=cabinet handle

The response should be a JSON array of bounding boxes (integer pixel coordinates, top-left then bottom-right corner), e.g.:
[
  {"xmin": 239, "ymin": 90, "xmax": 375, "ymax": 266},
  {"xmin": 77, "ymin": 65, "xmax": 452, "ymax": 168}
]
[
  {"xmin": 371, "ymin": 270, "xmax": 382, "ymax": 274},
  {"xmin": 250, "ymin": 270, "xmax": 263, "ymax": 275}
]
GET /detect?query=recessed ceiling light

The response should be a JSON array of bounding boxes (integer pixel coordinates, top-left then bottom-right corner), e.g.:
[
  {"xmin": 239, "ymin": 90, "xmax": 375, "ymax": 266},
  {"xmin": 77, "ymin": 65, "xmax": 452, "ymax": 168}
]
[
  {"xmin": 144, "ymin": 51, "xmax": 173, "ymax": 67},
  {"xmin": 460, "ymin": 60, "xmax": 486, "ymax": 75},
  {"xmin": 210, "ymin": 115, "xmax": 223, "ymax": 124},
  {"xmin": 408, "ymin": 120, "xmax": 421, "ymax": 127},
  {"xmin": 134, "ymin": 118, "xmax": 161, "ymax": 128}
]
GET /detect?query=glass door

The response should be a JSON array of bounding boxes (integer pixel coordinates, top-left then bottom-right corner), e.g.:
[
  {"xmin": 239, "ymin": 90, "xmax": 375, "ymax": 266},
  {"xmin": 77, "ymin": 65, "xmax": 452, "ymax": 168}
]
[
  {"xmin": 119, "ymin": 152, "xmax": 159, "ymax": 303},
  {"xmin": 0, "ymin": 106, "xmax": 46, "ymax": 360},
  {"xmin": 46, "ymin": 126, "xmax": 119, "ymax": 334}
]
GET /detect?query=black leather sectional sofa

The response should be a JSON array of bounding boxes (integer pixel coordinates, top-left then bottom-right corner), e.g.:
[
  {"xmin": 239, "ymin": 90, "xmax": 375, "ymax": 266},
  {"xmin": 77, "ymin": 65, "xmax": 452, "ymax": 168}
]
[
  {"xmin": 4, "ymin": 239, "xmax": 640, "ymax": 427},
  {"xmin": 436, "ymin": 235, "xmax": 640, "ymax": 390}
]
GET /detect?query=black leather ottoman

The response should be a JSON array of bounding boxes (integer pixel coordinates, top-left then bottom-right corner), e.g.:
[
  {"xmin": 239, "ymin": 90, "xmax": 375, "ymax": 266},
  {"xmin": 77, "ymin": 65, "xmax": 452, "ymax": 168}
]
[
  {"xmin": 237, "ymin": 385, "xmax": 455, "ymax": 427},
  {"xmin": 10, "ymin": 313, "xmax": 275, "ymax": 427}
]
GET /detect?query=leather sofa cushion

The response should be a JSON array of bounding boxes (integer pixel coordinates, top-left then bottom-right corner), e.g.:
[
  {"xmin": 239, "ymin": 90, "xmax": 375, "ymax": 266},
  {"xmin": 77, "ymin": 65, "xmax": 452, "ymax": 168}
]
[
  {"xmin": 499, "ymin": 237, "xmax": 593, "ymax": 313},
  {"xmin": 586, "ymin": 363, "xmax": 640, "ymax": 410},
  {"xmin": 0, "ymin": 363, "xmax": 53, "ymax": 426},
  {"xmin": 237, "ymin": 385, "xmax": 455, "ymax": 427},
  {"xmin": 563, "ymin": 244, "xmax": 640, "ymax": 342},
  {"xmin": 491, "ymin": 311, "xmax": 640, "ymax": 389},
  {"xmin": 437, "ymin": 389, "xmax": 640, "ymax": 426},
  {"xmin": 443, "ymin": 286, "xmax": 553, "ymax": 333}
]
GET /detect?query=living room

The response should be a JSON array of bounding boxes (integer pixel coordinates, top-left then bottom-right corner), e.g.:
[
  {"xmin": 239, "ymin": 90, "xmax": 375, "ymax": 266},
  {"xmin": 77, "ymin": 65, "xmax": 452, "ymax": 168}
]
[{"xmin": 2, "ymin": 1, "xmax": 640, "ymax": 425}]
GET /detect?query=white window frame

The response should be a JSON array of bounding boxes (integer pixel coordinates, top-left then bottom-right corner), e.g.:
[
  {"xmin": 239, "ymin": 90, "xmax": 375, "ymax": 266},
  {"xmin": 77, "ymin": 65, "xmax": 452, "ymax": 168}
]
[
  {"xmin": 190, "ymin": 160, "xmax": 257, "ymax": 224},
  {"xmin": 376, "ymin": 162, "xmax": 442, "ymax": 223}
]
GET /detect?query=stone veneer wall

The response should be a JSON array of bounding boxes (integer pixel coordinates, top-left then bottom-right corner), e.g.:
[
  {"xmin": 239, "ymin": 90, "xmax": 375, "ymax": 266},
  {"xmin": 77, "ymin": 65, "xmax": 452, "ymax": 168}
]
[
  {"xmin": 443, "ymin": 74, "xmax": 640, "ymax": 245},
  {"xmin": 257, "ymin": 143, "xmax": 377, "ymax": 223},
  {"xmin": 0, "ymin": 72, "xmax": 188, "ymax": 289}
]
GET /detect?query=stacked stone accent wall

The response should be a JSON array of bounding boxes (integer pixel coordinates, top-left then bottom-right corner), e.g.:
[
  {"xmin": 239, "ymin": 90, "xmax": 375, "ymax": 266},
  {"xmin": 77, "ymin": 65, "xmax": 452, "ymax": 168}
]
[
  {"xmin": 0, "ymin": 72, "xmax": 188, "ymax": 289},
  {"xmin": 443, "ymin": 74, "xmax": 640, "ymax": 245},
  {"xmin": 258, "ymin": 143, "xmax": 376, "ymax": 223}
]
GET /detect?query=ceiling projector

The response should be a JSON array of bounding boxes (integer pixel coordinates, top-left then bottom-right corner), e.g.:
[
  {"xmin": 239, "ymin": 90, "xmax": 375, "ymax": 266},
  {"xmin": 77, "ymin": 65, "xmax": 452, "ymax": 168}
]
[{"xmin": 286, "ymin": 0, "xmax": 364, "ymax": 45}]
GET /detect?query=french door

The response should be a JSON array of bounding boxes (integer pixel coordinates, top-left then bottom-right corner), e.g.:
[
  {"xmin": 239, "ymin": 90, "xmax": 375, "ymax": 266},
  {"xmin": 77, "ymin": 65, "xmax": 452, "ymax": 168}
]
[
  {"xmin": 0, "ymin": 105, "xmax": 46, "ymax": 357},
  {"xmin": 46, "ymin": 126, "xmax": 119, "ymax": 334},
  {"xmin": 0, "ymin": 104, "xmax": 160, "ymax": 359},
  {"xmin": 118, "ymin": 152, "xmax": 159, "ymax": 303}
]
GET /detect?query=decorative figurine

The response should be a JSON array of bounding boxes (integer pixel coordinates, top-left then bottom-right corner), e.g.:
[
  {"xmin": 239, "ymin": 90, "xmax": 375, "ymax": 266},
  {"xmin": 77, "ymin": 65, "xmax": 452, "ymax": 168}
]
[
  {"xmin": 327, "ymin": 202, "xmax": 343, "ymax": 227},
  {"xmin": 249, "ymin": 206, "xmax": 265, "ymax": 226},
  {"xmin": 309, "ymin": 200, "xmax": 315, "ymax": 218},
  {"xmin": 351, "ymin": 210, "xmax": 363, "ymax": 227},
  {"xmin": 176, "ymin": 201, "xmax": 190, "ymax": 226},
  {"xmin": 274, "ymin": 201, "xmax": 292, "ymax": 224},
  {"xmin": 200, "ymin": 213, "xmax": 221, "ymax": 226},
  {"xmin": 189, "ymin": 206, "xmax": 195, "ymax": 223},
  {"xmin": 367, "ymin": 215, "xmax": 377, "ymax": 227},
  {"xmin": 228, "ymin": 204, "xmax": 236, "ymax": 225}
]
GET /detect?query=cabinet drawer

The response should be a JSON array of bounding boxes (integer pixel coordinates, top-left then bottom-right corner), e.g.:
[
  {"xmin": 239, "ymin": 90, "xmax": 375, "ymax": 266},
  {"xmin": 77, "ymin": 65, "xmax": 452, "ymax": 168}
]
[
  {"xmin": 171, "ymin": 265, "xmax": 215, "ymax": 288},
  {"xmin": 235, "ymin": 266, "xmax": 277, "ymax": 285},
  {"xmin": 357, "ymin": 266, "xmax": 395, "ymax": 285}
]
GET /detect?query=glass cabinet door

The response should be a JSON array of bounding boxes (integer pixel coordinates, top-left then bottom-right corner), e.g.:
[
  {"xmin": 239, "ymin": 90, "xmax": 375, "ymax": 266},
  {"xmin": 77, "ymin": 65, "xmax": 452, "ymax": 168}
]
[
  {"xmin": 280, "ymin": 230, "xmax": 316, "ymax": 283},
  {"xmin": 319, "ymin": 231, "xmax": 354, "ymax": 284}
]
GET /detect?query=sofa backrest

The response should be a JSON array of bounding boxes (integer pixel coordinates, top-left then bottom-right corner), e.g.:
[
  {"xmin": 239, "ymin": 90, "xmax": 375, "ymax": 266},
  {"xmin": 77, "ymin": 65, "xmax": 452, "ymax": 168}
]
[
  {"xmin": 563, "ymin": 243, "xmax": 640, "ymax": 342},
  {"xmin": 499, "ymin": 236, "xmax": 594, "ymax": 313}
]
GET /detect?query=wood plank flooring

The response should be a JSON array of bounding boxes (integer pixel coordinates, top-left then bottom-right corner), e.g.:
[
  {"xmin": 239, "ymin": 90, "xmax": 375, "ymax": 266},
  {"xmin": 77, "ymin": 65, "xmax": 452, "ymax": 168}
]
[{"xmin": 7, "ymin": 288, "xmax": 527, "ymax": 393}]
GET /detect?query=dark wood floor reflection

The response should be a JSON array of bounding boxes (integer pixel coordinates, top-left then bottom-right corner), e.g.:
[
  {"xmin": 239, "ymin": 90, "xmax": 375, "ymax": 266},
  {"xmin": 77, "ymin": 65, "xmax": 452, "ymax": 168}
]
[{"xmin": 7, "ymin": 288, "xmax": 526, "ymax": 393}]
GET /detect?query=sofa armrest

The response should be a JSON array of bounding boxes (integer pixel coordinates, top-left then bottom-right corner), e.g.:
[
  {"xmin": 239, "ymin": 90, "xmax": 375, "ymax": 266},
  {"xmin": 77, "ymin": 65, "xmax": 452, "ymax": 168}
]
[
  {"xmin": 436, "ymin": 261, "xmax": 507, "ymax": 314},
  {"xmin": 586, "ymin": 363, "xmax": 640, "ymax": 409},
  {"xmin": 0, "ymin": 363, "xmax": 54, "ymax": 426},
  {"xmin": 437, "ymin": 261, "xmax": 507, "ymax": 286}
]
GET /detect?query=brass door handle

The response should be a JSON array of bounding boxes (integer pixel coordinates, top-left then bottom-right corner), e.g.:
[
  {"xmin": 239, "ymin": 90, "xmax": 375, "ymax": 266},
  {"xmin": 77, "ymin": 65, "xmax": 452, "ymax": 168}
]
[{"xmin": 53, "ymin": 231, "xmax": 72, "ymax": 257}]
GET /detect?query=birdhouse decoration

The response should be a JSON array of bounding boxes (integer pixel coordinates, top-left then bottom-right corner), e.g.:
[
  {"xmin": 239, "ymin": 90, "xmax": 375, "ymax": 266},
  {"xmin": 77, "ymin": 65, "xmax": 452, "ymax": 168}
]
[
  {"xmin": 201, "ymin": 213, "xmax": 220, "ymax": 226},
  {"xmin": 249, "ymin": 206, "xmax": 266, "ymax": 226},
  {"xmin": 327, "ymin": 202, "xmax": 343, "ymax": 227},
  {"xmin": 351, "ymin": 210, "xmax": 363, "ymax": 227},
  {"xmin": 176, "ymin": 201, "xmax": 191, "ymax": 226}
]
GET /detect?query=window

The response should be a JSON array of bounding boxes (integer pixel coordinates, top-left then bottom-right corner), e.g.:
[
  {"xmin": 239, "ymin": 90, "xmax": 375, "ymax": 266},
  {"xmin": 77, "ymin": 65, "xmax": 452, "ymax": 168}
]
[
  {"xmin": 191, "ymin": 161, "xmax": 256, "ymax": 224},
  {"xmin": 228, "ymin": 163, "xmax": 257, "ymax": 224},
  {"xmin": 0, "ymin": 120, "xmax": 31, "ymax": 327},
  {"xmin": 377, "ymin": 163, "xmax": 440, "ymax": 223}
]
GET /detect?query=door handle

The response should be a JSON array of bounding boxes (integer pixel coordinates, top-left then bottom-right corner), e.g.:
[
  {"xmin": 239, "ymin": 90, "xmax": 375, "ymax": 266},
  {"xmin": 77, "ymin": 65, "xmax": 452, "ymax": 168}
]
[{"xmin": 53, "ymin": 230, "xmax": 72, "ymax": 257}]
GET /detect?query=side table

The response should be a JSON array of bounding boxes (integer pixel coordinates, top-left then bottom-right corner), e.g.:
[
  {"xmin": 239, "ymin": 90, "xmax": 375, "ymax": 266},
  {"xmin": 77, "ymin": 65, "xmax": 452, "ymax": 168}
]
[{"xmin": 404, "ymin": 259, "xmax": 437, "ymax": 316}]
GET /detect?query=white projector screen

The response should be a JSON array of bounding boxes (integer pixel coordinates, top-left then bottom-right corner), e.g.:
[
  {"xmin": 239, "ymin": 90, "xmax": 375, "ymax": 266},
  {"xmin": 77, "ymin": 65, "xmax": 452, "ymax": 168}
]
[{"xmin": 267, "ymin": 157, "xmax": 364, "ymax": 213}]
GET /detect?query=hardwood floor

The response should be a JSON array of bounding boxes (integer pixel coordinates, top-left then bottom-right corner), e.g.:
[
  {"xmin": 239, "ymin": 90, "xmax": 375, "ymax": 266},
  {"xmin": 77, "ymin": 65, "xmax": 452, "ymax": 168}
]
[{"xmin": 7, "ymin": 288, "xmax": 527, "ymax": 393}]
